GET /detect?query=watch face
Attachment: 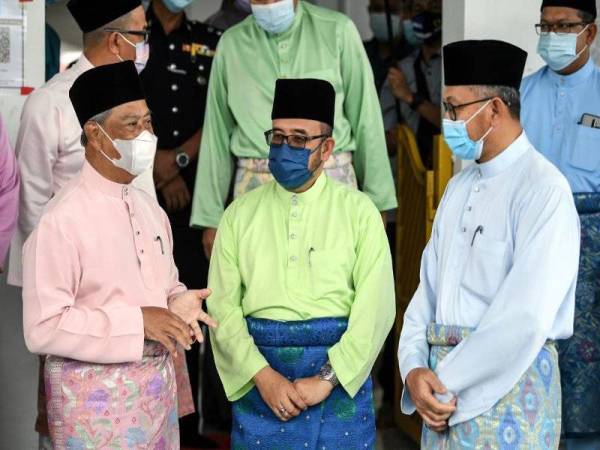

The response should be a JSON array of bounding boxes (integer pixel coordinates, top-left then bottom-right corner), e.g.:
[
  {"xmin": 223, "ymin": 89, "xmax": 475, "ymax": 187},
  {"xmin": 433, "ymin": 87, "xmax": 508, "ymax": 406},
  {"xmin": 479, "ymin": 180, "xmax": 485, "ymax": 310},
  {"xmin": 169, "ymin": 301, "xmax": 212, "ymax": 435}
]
[{"xmin": 176, "ymin": 152, "xmax": 190, "ymax": 168}]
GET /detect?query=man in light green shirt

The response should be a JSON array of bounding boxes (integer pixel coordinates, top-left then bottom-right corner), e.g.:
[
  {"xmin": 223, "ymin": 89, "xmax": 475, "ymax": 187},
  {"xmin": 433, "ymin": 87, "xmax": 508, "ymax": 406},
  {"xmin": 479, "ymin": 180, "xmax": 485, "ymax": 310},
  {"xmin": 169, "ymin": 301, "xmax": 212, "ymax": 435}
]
[
  {"xmin": 192, "ymin": 0, "xmax": 397, "ymax": 258},
  {"xmin": 207, "ymin": 78, "xmax": 395, "ymax": 448}
]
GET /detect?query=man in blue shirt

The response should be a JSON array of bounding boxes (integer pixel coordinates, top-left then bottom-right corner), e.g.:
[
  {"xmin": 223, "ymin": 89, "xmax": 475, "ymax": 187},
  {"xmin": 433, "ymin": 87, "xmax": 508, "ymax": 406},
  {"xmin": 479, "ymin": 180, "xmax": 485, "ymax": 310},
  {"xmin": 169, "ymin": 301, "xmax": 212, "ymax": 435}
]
[
  {"xmin": 521, "ymin": 0, "xmax": 599, "ymax": 193},
  {"xmin": 521, "ymin": 2, "xmax": 600, "ymax": 449}
]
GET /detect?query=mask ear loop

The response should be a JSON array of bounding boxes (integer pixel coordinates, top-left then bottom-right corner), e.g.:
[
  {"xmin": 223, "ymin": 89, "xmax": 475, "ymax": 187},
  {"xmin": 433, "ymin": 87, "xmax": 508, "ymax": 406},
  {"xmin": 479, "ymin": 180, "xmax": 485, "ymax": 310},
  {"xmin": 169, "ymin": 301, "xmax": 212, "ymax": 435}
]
[
  {"xmin": 464, "ymin": 99, "xmax": 492, "ymax": 125},
  {"xmin": 308, "ymin": 137, "xmax": 329, "ymax": 176},
  {"xmin": 95, "ymin": 123, "xmax": 122, "ymax": 162}
]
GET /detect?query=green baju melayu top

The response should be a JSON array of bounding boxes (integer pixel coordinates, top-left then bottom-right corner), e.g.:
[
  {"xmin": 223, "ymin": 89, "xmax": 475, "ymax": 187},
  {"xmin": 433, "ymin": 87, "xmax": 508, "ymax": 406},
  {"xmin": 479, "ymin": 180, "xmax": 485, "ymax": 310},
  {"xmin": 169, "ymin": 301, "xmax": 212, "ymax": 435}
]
[
  {"xmin": 207, "ymin": 174, "xmax": 396, "ymax": 401},
  {"xmin": 190, "ymin": 1, "xmax": 397, "ymax": 229}
]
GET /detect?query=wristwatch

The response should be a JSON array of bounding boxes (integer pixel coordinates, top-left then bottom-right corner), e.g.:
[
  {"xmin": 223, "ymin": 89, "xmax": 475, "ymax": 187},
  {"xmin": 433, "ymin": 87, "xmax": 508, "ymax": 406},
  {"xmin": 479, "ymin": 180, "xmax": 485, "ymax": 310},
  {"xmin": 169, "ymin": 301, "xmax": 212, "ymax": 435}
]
[
  {"xmin": 318, "ymin": 361, "xmax": 339, "ymax": 387},
  {"xmin": 175, "ymin": 148, "xmax": 190, "ymax": 169},
  {"xmin": 409, "ymin": 92, "xmax": 426, "ymax": 110}
]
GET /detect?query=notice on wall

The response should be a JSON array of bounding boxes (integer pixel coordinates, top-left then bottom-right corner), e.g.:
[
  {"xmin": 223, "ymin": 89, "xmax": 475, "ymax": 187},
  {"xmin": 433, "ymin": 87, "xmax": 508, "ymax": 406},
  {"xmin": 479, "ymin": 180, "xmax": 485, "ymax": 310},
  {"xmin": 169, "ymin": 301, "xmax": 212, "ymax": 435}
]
[{"xmin": 0, "ymin": 1, "xmax": 24, "ymax": 88}]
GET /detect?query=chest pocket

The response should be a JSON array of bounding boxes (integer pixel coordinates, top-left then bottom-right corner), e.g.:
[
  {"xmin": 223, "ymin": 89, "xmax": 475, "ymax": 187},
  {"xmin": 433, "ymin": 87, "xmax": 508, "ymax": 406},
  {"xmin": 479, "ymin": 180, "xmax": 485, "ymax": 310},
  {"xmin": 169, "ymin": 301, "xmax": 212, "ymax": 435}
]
[
  {"xmin": 461, "ymin": 237, "xmax": 509, "ymax": 303},
  {"xmin": 309, "ymin": 247, "xmax": 355, "ymax": 301},
  {"xmin": 569, "ymin": 124, "xmax": 600, "ymax": 172}
]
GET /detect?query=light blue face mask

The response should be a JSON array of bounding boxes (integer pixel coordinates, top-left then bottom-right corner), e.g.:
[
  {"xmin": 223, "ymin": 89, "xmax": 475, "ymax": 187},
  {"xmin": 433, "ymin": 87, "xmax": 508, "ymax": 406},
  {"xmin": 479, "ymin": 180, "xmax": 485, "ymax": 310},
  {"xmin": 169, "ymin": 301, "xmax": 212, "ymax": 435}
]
[
  {"xmin": 162, "ymin": 0, "xmax": 195, "ymax": 13},
  {"xmin": 403, "ymin": 19, "xmax": 423, "ymax": 47},
  {"xmin": 369, "ymin": 13, "xmax": 402, "ymax": 42},
  {"xmin": 537, "ymin": 25, "xmax": 589, "ymax": 72},
  {"xmin": 252, "ymin": 0, "xmax": 295, "ymax": 34},
  {"xmin": 442, "ymin": 100, "xmax": 493, "ymax": 160}
]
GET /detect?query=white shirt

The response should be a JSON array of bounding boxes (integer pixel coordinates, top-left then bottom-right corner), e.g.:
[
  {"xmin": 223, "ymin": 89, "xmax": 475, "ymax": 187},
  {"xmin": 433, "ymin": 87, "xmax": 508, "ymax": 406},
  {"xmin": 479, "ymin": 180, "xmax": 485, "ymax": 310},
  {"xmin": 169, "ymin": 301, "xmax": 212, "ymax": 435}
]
[
  {"xmin": 8, "ymin": 56, "xmax": 156, "ymax": 286},
  {"xmin": 398, "ymin": 132, "xmax": 580, "ymax": 425}
]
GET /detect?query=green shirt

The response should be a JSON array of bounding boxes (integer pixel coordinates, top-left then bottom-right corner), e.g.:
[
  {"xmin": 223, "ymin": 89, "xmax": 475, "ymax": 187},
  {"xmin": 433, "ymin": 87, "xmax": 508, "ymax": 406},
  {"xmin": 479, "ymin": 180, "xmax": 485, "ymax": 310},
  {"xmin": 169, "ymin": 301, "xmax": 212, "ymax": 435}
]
[
  {"xmin": 191, "ymin": 1, "xmax": 397, "ymax": 229},
  {"xmin": 207, "ymin": 174, "xmax": 396, "ymax": 401}
]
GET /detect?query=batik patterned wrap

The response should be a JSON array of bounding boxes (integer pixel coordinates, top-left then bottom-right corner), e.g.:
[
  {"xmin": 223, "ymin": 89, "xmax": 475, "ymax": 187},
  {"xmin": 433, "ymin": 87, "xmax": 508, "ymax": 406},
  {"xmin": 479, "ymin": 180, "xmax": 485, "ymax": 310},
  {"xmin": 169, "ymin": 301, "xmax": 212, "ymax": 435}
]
[
  {"xmin": 559, "ymin": 192, "xmax": 600, "ymax": 438},
  {"xmin": 422, "ymin": 323, "xmax": 561, "ymax": 450},
  {"xmin": 231, "ymin": 317, "xmax": 376, "ymax": 450},
  {"xmin": 45, "ymin": 341, "xmax": 179, "ymax": 450},
  {"xmin": 233, "ymin": 151, "xmax": 358, "ymax": 198}
]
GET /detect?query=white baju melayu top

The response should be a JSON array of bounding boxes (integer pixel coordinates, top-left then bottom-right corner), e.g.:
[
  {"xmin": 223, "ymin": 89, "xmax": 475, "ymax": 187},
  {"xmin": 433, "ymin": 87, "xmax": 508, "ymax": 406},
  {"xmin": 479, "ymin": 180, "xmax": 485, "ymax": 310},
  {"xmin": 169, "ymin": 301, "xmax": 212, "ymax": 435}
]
[{"xmin": 398, "ymin": 132, "xmax": 580, "ymax": 425}]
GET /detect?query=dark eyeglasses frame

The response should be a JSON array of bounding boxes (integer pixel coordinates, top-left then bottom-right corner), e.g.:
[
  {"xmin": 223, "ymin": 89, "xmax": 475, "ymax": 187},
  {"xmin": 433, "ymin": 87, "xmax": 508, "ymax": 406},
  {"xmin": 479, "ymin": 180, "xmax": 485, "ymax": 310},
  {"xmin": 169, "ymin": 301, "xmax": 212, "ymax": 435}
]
[
  {"xmin": 442, "ymin": 97, "xmax": 495, "ymax": 121},
  {"xmin": 534, "ymin": 22, "xmax": 591, "ymax": 36},
  {"xmin": 104, "ymin": 28, "xmax": 151, "ymax": 44},
  {"xmin": 264, "ymin": 130, "xmax": 331, "ymax": 151}
]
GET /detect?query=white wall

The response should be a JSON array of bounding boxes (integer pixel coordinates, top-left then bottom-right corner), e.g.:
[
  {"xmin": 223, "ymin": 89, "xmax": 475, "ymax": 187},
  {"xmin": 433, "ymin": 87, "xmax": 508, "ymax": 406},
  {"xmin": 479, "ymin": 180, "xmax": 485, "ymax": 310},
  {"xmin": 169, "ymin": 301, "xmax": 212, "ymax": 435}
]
[
  {"xmin": 442, "ymin": 0, "xmax": 545, "ymax": 76},
  {"xmin": 0, "ymin": 0, "xmax": 45, "ymax": 148}
]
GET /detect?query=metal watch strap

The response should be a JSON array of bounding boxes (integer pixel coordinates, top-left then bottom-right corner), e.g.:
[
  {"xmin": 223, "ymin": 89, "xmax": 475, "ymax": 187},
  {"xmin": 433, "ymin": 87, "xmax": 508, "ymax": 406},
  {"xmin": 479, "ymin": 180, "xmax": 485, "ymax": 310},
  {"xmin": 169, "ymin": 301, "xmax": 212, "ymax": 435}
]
[{"xmin": 318, "ymin": 361, "xmax": 339, "ymax": 387}]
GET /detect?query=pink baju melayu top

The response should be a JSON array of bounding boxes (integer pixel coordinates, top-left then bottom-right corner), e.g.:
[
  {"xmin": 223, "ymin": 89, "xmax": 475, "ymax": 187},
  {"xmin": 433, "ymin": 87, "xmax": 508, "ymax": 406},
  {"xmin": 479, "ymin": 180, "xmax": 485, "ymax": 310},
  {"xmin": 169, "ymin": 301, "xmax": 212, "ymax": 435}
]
[{"xmin": 22, "ymin": 160, "xmax": 186, "ymax": 363}]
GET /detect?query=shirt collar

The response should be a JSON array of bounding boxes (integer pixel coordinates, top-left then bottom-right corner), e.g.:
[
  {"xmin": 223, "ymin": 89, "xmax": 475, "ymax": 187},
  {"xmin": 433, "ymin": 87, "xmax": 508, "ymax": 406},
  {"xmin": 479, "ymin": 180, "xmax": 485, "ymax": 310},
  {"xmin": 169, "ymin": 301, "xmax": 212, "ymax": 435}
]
[
  {"xmin": 275, "ymin": 172, "xmax": 328, "ymax": 205},
  {"xmin": 476, "ymin": 131, "xmax": 531, "ymax": 179},
  {"xmin": 74, "ymin": 54, "xmax": 94, "ymax": 74},
  {"xmin": 81, "ymin": 160, "xmax": 132, "ymax": 199},
  {"xmin": 545, "ymin": 57, "xmax": 595, "ymax": 87}
]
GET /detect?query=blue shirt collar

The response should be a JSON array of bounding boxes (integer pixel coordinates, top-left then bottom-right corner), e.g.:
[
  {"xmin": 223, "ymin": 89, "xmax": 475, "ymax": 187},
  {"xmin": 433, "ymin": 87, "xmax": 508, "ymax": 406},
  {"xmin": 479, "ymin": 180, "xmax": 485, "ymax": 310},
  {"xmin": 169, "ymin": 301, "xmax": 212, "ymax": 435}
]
[
  {"xmin": 545, "ymin": 57, "xmax": 595, "ymax": 87},
  {"xmin": 476, "ymin": 131, "xmax": 531, "ymax": 179}
]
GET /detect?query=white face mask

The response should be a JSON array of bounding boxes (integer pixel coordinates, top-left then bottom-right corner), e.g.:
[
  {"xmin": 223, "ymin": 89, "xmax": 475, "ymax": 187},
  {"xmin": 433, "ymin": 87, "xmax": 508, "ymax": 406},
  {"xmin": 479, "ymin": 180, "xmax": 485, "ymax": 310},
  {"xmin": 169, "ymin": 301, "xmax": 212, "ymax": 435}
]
[
  {"xmin": 97, "ymin": 124, "xmax": 157, "ymax": 176},
  {"xmin": 117, "ymin": 33, "xmax": 150, "ymax": 73}
]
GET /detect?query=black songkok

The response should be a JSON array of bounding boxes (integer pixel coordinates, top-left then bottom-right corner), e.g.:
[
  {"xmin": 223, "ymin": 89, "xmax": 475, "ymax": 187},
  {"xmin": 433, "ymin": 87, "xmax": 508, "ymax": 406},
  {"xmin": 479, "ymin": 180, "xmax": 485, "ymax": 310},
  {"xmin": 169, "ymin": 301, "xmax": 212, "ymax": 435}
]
[
  {"xmin": 541, "ymin": 0, "xmax": 597, "ymax": 19},
  {"xmin": 69, "ymin": 61, "xmax": 146, "ymax": 127},
  {"xmin": 443, "ymin": 40, "xmax": 528, "ymax": 89},
  {"xmin": 67, "ymin": 0, "xmax": 142, "ymax": 33},
  {"xmin": 271, "ymin": 79, "xmax": 336, "ymax": 128}
]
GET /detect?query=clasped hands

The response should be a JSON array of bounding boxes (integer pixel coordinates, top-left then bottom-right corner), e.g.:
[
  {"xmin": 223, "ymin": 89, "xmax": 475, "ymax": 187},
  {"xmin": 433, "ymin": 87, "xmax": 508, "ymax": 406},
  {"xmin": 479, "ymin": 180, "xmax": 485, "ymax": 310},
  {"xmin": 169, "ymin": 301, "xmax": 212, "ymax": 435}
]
[
  {"xmin": 405, "ymin": 367, "xmax": 457, "ymax": 432},
  {"xmin": 142, "ymin": 288, "xmax": 217, "ymax": 356},
  {"xmin": 253, "ymin": 366, "xmax": 334, "ymax": 422}
]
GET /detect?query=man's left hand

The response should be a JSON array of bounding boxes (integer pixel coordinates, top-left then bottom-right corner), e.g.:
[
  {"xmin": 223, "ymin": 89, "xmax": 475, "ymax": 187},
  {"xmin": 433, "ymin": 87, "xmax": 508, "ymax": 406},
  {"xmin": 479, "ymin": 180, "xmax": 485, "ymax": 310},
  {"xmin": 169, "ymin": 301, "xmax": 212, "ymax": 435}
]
[
  {"xmin": 388, "ymin": 67, "xmax": 414, "ymax": 104},
  {"xmin": 293, "ymin": 376, "xmax": 334, "ymax": 407},
  {"xmin": 154, "ymin": 149, "xmax": 180, "ymax": 189},
  {"xmin": 169, "ymin": 289, "xmax": 217, "ymax": 343}
]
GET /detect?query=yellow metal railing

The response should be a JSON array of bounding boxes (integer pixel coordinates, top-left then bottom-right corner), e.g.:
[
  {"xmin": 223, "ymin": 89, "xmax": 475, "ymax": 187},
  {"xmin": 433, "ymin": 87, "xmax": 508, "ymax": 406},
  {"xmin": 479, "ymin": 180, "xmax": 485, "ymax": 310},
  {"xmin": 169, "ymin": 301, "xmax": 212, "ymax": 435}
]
[{"xmin": 393, "ymin": 126, "xmax": 453, "ymax": 443}]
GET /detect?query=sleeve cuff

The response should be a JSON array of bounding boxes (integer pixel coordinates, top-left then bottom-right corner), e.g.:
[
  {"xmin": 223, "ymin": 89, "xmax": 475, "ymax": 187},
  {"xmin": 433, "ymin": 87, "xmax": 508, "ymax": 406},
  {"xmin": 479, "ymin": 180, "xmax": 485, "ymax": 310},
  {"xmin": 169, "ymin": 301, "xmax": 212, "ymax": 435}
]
[
  {"xmin": 328, "ymin": 346, "xmax": 362, "ymax": 398},
  {"xmin": 401, "ymin": 386, "xmax": 416, "ymax": 415},
  {"xmin": 189, "ymin": 214, "xmax": 222, "ymax": 230},
  {"xmin": 225, "ymin": 357, "xmax": 269, "ymax": 402},
  {"xmin": 398, "ymin": 355, "xmax": 428, "ymax": 415}
]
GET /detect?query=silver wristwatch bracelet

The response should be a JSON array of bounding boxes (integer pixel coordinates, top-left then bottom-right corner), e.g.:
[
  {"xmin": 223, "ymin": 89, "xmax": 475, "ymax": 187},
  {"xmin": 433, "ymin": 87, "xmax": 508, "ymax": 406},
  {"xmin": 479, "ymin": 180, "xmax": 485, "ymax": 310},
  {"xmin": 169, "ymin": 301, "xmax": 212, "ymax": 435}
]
[{"xmin": 318, "ymin": 361, "xmax": 339, "ymax": 387}]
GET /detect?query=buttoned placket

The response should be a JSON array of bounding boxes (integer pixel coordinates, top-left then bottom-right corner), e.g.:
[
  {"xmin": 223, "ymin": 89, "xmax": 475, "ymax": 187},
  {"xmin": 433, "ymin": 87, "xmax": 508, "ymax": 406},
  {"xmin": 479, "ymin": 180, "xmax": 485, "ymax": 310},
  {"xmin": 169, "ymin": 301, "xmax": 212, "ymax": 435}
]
[
  {"xmin": 554, "ymin": 78, "xmax": 568, "ymax": 136},
  {"xmin": 123, "ymin": 186, "xmax": 155, "ymax": 288},
  {"xmin": 288, "ymin": 194, "xmax": 301, "ymax": 268},
  {"xmin": 276, "ymin": 34, "xmax": 291, "ymax": 78}
]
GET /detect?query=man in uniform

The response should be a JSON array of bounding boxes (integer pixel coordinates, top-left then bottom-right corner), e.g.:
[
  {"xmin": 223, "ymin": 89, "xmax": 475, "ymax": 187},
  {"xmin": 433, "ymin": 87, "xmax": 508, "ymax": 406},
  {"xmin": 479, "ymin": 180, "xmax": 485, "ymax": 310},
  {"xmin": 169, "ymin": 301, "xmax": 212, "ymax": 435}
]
[
  {"xmin": 139, "ymin": 0, "xmax": 224, "ymax": 443},
  {"xmin": 521, "ymin": 1, "xmax": 600, "ymax": 448}
]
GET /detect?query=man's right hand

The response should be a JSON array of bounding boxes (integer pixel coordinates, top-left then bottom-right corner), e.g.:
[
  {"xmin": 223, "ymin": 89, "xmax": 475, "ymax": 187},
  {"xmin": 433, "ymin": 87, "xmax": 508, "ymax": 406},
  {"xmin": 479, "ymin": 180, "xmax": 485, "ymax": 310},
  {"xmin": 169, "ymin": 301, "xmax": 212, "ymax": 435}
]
[
  {"xmin": 253, "ymin": 366, "xmax": 308, "ymax": 422},
  {"xmin": 141, "ymin": 306, "xmax": 193, "ymax": 356},
  {"xmin": 202, "ymin": 228, "xmax": 217, "ymax": 259},
  {"xmin": 405, "ymin": 368, "xmax": 457, "ymax": 432}
]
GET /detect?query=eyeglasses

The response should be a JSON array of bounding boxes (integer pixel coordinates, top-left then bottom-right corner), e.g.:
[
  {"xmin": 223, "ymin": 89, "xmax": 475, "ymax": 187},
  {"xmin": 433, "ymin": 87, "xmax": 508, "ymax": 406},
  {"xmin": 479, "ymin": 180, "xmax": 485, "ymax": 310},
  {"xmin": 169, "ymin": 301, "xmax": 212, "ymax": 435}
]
[
  {"xmin": 264, "ymin": 130, "xmax": 330, "ymax": 150},
  {"xmin": 534, "ymin": 22, "xmax": 590, "ymax": 36},
  {"xmin": 442, "ymin": 97, "xmax": 495, "ymax": 121},
  {"xmin": 104, "ymin": 28, "xmax": 151, "ymax": 44}
]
